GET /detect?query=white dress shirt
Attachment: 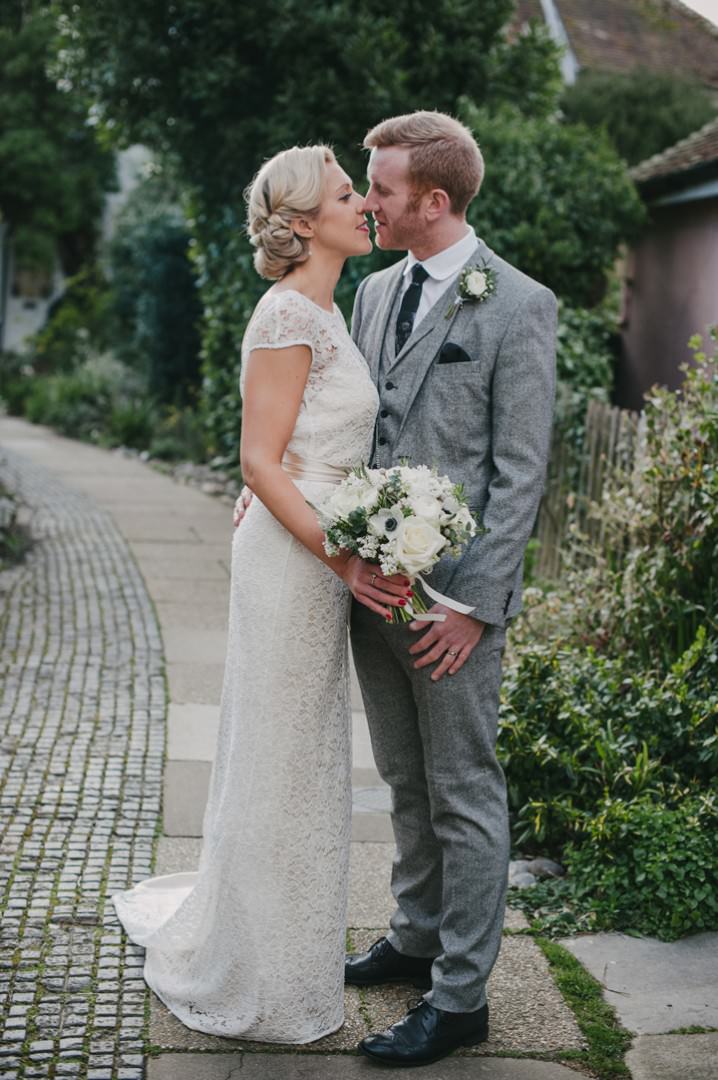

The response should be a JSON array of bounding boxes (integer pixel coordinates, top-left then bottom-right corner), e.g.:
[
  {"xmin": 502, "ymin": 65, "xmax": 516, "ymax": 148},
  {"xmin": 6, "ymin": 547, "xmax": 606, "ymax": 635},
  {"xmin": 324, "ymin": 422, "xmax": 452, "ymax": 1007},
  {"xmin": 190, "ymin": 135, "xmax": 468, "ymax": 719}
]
[{"xmin": 402, "ymin": 226, "xmax": 478, "ymax": 329}]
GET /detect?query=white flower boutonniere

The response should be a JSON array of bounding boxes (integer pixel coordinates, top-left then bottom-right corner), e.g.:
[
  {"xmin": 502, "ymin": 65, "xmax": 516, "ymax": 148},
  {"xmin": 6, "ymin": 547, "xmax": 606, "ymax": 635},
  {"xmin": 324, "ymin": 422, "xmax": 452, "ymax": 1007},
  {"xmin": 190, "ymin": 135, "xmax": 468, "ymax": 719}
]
[{"xmin": 445, "ymin": 263, "xmax": 497, "ymax": 319}]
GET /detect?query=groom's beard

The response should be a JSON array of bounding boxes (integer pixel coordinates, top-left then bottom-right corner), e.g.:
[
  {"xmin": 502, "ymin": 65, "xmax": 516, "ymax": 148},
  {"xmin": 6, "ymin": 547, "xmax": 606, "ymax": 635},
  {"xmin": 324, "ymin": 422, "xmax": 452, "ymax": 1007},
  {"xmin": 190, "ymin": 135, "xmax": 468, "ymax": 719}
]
[{"xmin": 374, "ymin": 205, "xmax": 424, "ymax": 251}]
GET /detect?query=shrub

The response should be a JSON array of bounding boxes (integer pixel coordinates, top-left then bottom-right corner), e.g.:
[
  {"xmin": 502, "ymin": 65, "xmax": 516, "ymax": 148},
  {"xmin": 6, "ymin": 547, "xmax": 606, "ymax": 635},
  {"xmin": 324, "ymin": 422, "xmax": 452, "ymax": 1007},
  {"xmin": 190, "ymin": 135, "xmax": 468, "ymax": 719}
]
[
  {"xmin": 109, "ymin": 175, "xmax": 202, "ymax": 405},
  {"xmin": 459, "ymin": 102, "xmax": 646, "ymax": 306},
  {"xmin": 501, "ymin": 333, "xmax": 718, "ymax": 939},
  {"xmin": 564, "ymin": 792, "xmax": 718, "ymax": 940},
  {"xmin": 30, "ymin": 266, "xmax": 113, "ymax": 373},
  {"xmin": 23, "ymin": 353, "xmax": 151, "ymax": 443},
  {"xmin": 561, "ymin": 69, "xmax": 717, "ymax": 166}
]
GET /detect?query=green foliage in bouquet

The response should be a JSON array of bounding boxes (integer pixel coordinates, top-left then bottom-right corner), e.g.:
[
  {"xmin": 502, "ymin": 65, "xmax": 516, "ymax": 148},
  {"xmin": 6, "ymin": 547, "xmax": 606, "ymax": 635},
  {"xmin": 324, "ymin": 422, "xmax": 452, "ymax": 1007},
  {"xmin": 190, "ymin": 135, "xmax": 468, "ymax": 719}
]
[{"xmin": 501, "ymin": 333, "xmax": 718, "ymax": 940}]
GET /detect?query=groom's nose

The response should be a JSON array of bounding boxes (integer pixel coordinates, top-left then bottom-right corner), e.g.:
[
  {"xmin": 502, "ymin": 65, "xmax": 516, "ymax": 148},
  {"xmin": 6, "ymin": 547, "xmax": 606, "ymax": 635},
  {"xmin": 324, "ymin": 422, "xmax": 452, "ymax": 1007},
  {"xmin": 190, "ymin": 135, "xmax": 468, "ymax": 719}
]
[{"xmin": 363, "ymin": 186, "xmax": 379, "ymax": 213}]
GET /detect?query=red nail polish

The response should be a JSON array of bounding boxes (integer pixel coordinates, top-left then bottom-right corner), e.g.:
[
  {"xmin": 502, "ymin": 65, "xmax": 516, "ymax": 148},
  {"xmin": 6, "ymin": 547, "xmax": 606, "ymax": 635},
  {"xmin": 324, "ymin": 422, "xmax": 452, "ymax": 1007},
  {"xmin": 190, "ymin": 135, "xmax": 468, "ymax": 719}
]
[
  {"xmin": 398, "ymin": 599, "xmax": 406, "ymax": 606},
  {"xmin": 406, "ymin": 590, "xmax": 413, "ymax": 598}
]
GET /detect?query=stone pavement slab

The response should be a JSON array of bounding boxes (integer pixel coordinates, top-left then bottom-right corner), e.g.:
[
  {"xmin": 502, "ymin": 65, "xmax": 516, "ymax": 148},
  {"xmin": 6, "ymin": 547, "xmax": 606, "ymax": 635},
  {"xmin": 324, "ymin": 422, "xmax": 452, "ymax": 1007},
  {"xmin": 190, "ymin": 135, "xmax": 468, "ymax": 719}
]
[
  {"xmin": 626, "ymin": 1032, "xmax": 718, "ymax": 1079},
  {"xmin": 148, "ymin": 1053, "xmax": 584, "ymax": 1079},
  {"xmin": 147, "ymin": 920, "xmax": 583, "ymax": 1057},
  {"xmin": 168, "ymin": 703, "xmax": 220, "ymax": 761},
  {"xmin": 562, "ymin": 931, "xmax": 718, "ymax": 1034}
]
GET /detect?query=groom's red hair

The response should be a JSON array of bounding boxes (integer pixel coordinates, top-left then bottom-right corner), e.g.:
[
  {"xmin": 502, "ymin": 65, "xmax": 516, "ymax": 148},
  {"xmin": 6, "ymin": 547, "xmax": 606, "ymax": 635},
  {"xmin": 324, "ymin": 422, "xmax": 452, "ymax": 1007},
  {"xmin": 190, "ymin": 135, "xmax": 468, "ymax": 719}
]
[{"xmin": 363, "ymin": 111, "xmax": 484, "ymax": 216}]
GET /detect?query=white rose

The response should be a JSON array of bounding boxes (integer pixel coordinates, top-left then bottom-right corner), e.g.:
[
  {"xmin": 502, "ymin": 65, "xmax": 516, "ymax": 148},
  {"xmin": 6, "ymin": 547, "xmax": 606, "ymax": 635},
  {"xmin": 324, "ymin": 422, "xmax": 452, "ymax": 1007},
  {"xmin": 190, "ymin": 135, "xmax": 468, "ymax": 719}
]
[
  {"xmin": 407, "ymin": 494, "xmax": 443, "ymax": 524},
  {"xmin": 393, "ymin": 516, "xmax": 447, "ymax": 576},
  {"xmin": 327, "ymin": 477, "xmax": 379, "ymax": 519},
  {"xmin": 465, "ymin": 270, "xmax": 487, "ymax": 298}
]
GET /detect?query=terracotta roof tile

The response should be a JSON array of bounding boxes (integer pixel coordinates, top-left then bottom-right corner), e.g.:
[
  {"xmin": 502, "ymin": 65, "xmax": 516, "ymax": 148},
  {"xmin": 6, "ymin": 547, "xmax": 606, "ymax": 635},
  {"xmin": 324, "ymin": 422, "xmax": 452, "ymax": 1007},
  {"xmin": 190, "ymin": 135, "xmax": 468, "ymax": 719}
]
[
  {"xmin": 508, "ymin": 0, "xmax": 718, "ymax": 90},
  {"xmin": 630, "ymin": 115, "xmax": 718, "ymax": 183}
]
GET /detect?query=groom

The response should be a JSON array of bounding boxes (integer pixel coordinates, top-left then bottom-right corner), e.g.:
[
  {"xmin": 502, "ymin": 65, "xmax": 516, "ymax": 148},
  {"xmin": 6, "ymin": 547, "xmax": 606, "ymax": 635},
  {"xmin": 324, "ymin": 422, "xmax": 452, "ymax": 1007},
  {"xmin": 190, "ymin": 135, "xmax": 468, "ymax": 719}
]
[{"xmin": 346, "ymin": 111, "xmax": 556, "ymax": 1067}]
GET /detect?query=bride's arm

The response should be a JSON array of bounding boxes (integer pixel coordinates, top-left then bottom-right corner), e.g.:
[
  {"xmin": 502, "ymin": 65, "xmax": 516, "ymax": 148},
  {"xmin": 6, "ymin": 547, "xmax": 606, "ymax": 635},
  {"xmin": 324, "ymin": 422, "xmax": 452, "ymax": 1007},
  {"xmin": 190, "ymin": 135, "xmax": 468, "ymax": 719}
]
[{"xmin": 240, "ymin": 344, "xmax": 409, "ymax": 619}]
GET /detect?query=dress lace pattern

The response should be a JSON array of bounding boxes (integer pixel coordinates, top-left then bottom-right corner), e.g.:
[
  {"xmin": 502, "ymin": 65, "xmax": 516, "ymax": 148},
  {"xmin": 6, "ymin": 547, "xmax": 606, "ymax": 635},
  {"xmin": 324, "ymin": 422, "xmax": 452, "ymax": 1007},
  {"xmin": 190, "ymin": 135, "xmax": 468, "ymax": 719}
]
[{"xmin": 112, "ymin": 289, "xmax": 379, "ymax": 1043}]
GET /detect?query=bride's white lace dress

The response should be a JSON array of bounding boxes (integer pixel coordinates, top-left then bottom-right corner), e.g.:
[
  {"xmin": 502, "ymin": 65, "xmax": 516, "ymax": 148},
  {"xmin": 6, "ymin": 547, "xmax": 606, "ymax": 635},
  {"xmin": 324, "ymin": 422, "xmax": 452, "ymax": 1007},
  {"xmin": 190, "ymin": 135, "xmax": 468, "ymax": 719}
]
[{"xmin": 112, "ymin": 289, "xmax": 379, "ymax": 1042}]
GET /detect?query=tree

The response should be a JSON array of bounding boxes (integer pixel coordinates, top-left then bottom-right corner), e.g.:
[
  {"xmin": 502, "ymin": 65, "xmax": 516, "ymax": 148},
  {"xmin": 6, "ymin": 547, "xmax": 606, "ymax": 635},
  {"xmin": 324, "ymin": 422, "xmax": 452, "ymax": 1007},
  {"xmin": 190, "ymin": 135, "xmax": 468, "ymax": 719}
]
[
  {"xmin": 0, "ymin": 2, "xmax": 116, "ymax": 273},
  {"xmin": 57, "ymin": 0, "xmax": 562, "ymax": 205},
  {"xmin": 560, "ymin": 69, "xmax": 717, "ymax": 166},
  {"xmin": 109, "ymin": 174, "xmax": 202, "ymax": 404},
  {"xmin": 461, "ymin": 103, "xmax": 646, "ymax": 306}
]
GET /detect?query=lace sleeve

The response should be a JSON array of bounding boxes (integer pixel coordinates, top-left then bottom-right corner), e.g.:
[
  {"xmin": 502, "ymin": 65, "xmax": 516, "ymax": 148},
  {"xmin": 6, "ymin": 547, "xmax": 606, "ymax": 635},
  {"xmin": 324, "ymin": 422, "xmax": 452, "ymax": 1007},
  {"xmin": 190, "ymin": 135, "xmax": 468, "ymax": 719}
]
[{"xmin": 243, "ymin": 292, "xmax": 316, "ymax": 358}]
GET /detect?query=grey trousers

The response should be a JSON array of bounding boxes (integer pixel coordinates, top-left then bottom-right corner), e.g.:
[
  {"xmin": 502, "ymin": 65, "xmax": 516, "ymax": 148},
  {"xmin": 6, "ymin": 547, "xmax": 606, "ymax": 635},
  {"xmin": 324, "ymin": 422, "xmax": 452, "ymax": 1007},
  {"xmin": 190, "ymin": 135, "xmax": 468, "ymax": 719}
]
[{"xmin": 350, "ymin": 603, "xmax": 510, "ymax": 1013}]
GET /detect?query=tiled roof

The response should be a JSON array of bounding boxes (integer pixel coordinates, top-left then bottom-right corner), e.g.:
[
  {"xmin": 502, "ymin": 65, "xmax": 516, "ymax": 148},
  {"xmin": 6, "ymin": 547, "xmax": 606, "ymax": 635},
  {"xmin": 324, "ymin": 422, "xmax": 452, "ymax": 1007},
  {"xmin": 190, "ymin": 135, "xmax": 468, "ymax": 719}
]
[
  {"xmin": 630, "ymin": 115, "xmax": 718, "ymax": 185},
  {"xmin": 510, "ymin": 0, "xmax": 718, "ymax": 90}
]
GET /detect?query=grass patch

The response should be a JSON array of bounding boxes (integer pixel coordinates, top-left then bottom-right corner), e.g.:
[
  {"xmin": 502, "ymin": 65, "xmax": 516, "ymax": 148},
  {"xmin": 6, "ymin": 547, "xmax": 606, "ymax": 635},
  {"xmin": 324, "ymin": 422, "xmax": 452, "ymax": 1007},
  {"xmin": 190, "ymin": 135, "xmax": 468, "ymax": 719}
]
[{"xmin": 537, "ymin": 937, "xmax": 632, "ymax": 1079}]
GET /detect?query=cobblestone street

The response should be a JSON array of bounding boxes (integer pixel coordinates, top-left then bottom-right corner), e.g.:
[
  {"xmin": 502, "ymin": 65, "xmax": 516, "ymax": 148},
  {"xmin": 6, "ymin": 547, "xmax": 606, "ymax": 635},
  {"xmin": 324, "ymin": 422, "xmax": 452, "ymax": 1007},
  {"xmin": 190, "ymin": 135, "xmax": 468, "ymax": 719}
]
[{"xmin": 0, "ymin": 446, "xmax": 165, "ymax": 1080}]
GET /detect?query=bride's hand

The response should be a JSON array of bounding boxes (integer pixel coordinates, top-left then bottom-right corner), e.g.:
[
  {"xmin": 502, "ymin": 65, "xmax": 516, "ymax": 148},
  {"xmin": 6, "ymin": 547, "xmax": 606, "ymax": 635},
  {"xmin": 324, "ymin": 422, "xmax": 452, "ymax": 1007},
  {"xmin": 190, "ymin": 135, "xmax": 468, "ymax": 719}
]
[
  {"xmin": 339, "ymin": 556, "xmax": 412, "ymax": 620},
  {"xmin": 233, "ymin": 486, "xmax": 253, "ymax": 528}
]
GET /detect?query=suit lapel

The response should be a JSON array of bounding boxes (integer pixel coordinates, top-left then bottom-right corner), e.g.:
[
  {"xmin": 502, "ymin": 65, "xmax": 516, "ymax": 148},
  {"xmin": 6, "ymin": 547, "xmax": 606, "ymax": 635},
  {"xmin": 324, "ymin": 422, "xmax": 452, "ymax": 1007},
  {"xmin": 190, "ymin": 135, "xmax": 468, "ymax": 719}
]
[
  {"xmin": 391, "ymin": 239, "xmax": 496, "ymax": 445},
  {"xmin": 366, "ymin": 259, "xmax": 406, "ymax": 385}
]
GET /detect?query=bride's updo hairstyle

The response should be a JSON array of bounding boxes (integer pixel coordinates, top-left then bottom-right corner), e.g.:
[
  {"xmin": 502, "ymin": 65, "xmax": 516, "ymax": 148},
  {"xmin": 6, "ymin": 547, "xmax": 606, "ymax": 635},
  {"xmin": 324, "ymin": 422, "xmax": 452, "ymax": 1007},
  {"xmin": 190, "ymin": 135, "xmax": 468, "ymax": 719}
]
[{"xmin": 246, "ymin": 145, "xmax": 335, "ymax": 280}]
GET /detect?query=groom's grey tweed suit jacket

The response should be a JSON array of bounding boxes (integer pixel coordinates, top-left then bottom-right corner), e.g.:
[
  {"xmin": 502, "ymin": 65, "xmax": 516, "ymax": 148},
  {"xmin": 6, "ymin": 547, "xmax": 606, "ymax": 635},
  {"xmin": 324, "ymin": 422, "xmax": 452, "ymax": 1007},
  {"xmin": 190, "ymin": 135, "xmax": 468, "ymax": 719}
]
[{"xmin": 351, "ymin": 237, "xmax": 557, "ymax": 626}]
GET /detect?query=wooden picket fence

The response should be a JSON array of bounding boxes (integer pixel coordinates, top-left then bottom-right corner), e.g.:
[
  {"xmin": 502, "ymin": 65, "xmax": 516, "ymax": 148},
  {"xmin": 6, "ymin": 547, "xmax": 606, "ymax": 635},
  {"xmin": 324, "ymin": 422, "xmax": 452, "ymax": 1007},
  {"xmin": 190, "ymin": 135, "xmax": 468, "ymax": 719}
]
[{"xmin": 533, "ymin": 399, "xmax": 645, "ymax": 580}]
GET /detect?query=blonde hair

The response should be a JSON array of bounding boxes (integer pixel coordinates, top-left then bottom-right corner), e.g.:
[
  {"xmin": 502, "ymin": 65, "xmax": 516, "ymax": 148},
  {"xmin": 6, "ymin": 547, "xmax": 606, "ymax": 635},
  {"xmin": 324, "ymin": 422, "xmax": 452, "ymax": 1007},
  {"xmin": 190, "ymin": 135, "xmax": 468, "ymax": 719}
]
[
  {"xmin": 245, "ymin": 145, "xmax": 335, "ymax": 280},
  {"xmin": 364, "ymin": 111, "xmax": 484, "ymax": 215}
]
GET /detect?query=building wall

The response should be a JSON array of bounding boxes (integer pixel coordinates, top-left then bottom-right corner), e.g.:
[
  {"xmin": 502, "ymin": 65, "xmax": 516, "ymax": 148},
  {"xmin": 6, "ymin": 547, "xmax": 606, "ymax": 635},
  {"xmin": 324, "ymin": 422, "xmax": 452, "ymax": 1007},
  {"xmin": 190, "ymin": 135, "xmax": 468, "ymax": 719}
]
[{"xmin": 617, "ymin": 196, "xmax": 718, "ymax": 410}]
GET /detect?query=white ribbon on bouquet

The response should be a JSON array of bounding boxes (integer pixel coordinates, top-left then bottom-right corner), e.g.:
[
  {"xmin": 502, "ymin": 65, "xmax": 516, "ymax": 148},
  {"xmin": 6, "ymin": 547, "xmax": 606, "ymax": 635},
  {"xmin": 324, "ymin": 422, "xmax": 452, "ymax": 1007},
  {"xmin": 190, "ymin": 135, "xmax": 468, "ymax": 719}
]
[{"xmin": 406, "ymin": 574, "xmax": 475, "ymax": 622}]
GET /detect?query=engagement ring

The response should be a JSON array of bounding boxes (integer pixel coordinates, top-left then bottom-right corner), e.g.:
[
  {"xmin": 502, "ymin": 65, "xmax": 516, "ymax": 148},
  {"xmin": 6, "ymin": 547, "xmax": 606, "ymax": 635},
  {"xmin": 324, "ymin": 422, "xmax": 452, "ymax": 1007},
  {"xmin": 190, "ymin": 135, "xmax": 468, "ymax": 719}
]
[
  {"xmin": 448, "ymin": 649, "xmax": 459, "ymax": 656},
  {"xmin": 370, "ymin": 572, "xmax": 377, "ymax": 586}
]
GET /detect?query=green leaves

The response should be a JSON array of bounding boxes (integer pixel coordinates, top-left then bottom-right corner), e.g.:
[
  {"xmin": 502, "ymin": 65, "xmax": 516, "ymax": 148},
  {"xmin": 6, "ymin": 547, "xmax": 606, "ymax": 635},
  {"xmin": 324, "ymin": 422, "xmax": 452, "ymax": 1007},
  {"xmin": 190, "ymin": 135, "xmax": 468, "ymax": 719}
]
[
  {"xmin": 0, "ymin": 6, "xmax": 115, "ymax": 273},
  {"xmin": 502, "ymin": 338, "xmax": 718, "ymax": 940}
]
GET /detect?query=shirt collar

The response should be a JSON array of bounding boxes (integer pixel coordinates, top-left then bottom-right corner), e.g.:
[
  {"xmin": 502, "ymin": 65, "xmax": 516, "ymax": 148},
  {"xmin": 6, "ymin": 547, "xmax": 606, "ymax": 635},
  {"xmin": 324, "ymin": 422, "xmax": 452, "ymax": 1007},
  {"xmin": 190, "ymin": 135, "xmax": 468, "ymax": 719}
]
[{"xmin": 404, "ymin": 226, "xmax": 478, "ymax": 282}]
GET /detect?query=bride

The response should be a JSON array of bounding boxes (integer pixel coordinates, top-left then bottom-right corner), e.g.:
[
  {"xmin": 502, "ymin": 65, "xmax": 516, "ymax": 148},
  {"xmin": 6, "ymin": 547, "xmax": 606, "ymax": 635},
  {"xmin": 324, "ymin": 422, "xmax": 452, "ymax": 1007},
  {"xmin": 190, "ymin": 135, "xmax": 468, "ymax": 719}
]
[{"xmin": 112, "ymin": 145, "xmax": 411, "ymax": 1042}]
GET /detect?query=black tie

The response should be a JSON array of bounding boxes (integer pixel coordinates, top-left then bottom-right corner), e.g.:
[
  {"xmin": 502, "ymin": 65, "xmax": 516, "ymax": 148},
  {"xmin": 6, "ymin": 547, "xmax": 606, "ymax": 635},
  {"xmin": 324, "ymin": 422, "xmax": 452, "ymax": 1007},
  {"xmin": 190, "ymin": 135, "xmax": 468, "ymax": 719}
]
[{"xmin": 395, "ymin": 264, "xmax": 429, "ymax": 354}]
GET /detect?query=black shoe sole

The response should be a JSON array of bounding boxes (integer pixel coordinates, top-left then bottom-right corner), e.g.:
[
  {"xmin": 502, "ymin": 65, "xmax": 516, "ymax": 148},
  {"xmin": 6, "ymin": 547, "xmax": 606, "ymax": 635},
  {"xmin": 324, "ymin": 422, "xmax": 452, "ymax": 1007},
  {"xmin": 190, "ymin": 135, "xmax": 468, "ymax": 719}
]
[
  {"xmin": 344, "ymin": 972, "xmax": 433, "ymax": 990},
  {"xmin": 358, "ymin": 1026, "xmax": 489, "ymax": 1068}
]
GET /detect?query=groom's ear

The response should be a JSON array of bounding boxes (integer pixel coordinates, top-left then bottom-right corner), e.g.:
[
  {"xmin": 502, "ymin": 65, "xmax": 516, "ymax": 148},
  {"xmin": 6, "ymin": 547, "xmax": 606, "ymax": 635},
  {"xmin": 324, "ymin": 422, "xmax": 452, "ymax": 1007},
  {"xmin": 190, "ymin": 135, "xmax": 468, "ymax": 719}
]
[{"xmin": 423, "ymin": 187, "xmax": 451, "ymax": 222}]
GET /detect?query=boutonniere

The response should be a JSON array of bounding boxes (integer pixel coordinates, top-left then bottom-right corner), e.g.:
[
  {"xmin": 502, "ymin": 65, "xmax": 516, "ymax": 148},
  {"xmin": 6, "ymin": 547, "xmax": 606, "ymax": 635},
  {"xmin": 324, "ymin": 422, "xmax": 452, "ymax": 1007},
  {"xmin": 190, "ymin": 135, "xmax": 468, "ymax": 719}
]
[{"xmin": 445, "ymin": 263, "xmax": 497, "ymax": 319}]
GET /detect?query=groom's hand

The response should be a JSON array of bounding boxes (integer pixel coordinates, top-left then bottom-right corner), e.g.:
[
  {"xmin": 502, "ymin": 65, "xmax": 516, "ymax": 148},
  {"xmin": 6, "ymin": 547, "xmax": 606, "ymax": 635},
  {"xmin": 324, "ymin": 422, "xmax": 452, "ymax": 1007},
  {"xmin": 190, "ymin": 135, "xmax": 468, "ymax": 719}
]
[{"xmin": 408, "ymin": 605, "xmax": 485, "ymax": 681}]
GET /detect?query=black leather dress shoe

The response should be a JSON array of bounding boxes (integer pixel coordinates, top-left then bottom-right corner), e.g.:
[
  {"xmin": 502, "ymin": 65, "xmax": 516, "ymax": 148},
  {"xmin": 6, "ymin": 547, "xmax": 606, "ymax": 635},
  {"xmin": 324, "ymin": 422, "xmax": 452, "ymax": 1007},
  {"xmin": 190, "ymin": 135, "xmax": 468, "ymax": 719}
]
[
  {"xmin": 358, "ymin": 999, "xmax": 489, "ymax": 1067},
  {"xmin": 345, "ymin": 936, "xmax": 434, "ymax": 989}
]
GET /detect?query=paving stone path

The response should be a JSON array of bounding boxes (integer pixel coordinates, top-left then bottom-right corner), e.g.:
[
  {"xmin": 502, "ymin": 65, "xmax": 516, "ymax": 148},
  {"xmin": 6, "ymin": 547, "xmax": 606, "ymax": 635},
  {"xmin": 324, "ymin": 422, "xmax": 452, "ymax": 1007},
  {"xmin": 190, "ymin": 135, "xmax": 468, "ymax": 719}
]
[{"xmin": 0, "ymin": 447, "xmax": 165, "ymax": 1080}]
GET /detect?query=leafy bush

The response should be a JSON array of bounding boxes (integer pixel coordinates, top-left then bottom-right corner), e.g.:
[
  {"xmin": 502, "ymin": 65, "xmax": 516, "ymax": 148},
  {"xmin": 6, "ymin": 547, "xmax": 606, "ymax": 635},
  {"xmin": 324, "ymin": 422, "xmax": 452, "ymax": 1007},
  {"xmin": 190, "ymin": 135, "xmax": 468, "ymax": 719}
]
[
  {"xmin": 561, "ymin": 69, "xmax": 717, "ymax": 166},
  {"xmin": 501, "ymin": 334, "xmax": 718, "ymax": 939},
  {"xmin": 460, "ymin": 102, "xmax": 646, "ymax": 307},
  {"xmin": 109, "ymin": 175, "xmax": 202, "ymax": 404},
  {"xmin": 148, "ymin": 403, "xmax": 208, "ymax": 463},
  {"xmin": 30, "ymin": 266, "xmax": 113, "ymax": 373},
  {"xmin": 554, "ymin": 299, "xmax": 617, "ymax": 472},
  {"xmin": 564, "ymin": 793, "xmax": 718, "ymax": 940},
  {"xmin": 23, "ymin": 353, "xmax": 153, "ymax": 444},
  {"xmin": 501, "ymin": 626, "xmax": 718, "ymax": 851}
]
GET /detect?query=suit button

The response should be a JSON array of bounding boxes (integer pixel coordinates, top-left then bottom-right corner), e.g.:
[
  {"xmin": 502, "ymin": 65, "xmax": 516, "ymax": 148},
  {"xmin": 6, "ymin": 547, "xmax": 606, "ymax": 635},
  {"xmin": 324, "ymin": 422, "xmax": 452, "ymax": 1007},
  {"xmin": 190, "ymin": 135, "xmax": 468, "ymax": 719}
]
[
  {"xmin": 385, "ymin": 381, "xmax": 395, "ymax": 390},
  {"xmin": 378, "ymin": 437, "xmax": 387, "ymax": 446},
  {"xmin": 380, "ymin": 409, "xmax": 389, "ymax": 418}
]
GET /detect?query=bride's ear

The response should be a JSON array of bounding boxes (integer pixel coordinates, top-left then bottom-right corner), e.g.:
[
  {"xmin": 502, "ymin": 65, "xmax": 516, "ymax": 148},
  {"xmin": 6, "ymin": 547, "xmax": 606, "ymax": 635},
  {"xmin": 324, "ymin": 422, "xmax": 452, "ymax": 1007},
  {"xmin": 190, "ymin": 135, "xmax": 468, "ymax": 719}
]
[{"xmin": 292, "ymin": 216, "xmax": 315, "ymax": 240}]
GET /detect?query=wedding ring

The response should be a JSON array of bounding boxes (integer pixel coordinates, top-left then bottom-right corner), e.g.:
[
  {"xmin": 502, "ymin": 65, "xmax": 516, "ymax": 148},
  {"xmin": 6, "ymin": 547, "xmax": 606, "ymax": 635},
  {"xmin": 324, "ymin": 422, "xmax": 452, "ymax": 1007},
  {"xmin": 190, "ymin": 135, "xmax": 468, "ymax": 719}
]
[
  {"xmin": 370, "ymin": 572, "xmax": 377, "ymax": 586},
  {"xmin": 448, "ymin": 649, "xmax": 459, "ymax": 656}
]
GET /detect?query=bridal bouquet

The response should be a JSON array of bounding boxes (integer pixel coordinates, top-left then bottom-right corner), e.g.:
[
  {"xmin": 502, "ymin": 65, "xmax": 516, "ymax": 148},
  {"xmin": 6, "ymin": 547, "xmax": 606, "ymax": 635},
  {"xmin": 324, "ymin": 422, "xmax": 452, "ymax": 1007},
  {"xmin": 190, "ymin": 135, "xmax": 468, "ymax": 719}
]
[{"xmin": 312, "ymin": 464, "xmax": 481, "ymax": 623}]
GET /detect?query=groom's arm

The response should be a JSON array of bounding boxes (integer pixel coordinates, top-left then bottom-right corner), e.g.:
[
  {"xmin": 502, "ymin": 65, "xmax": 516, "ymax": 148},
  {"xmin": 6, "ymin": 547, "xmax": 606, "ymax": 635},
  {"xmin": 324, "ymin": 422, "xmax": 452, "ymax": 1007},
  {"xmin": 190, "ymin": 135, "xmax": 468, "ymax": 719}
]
[{"xmin": 443, "ymin": 285, "xmax": 557, "ymax": 627}]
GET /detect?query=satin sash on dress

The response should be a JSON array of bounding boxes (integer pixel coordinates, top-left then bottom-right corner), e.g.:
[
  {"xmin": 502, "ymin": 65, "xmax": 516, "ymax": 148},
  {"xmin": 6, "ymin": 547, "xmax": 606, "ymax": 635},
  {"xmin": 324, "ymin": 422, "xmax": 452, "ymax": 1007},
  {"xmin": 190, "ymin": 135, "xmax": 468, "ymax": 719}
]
[{"xmin": 281, "ymin": 449, "xmax": 349, "ymax": 485}]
